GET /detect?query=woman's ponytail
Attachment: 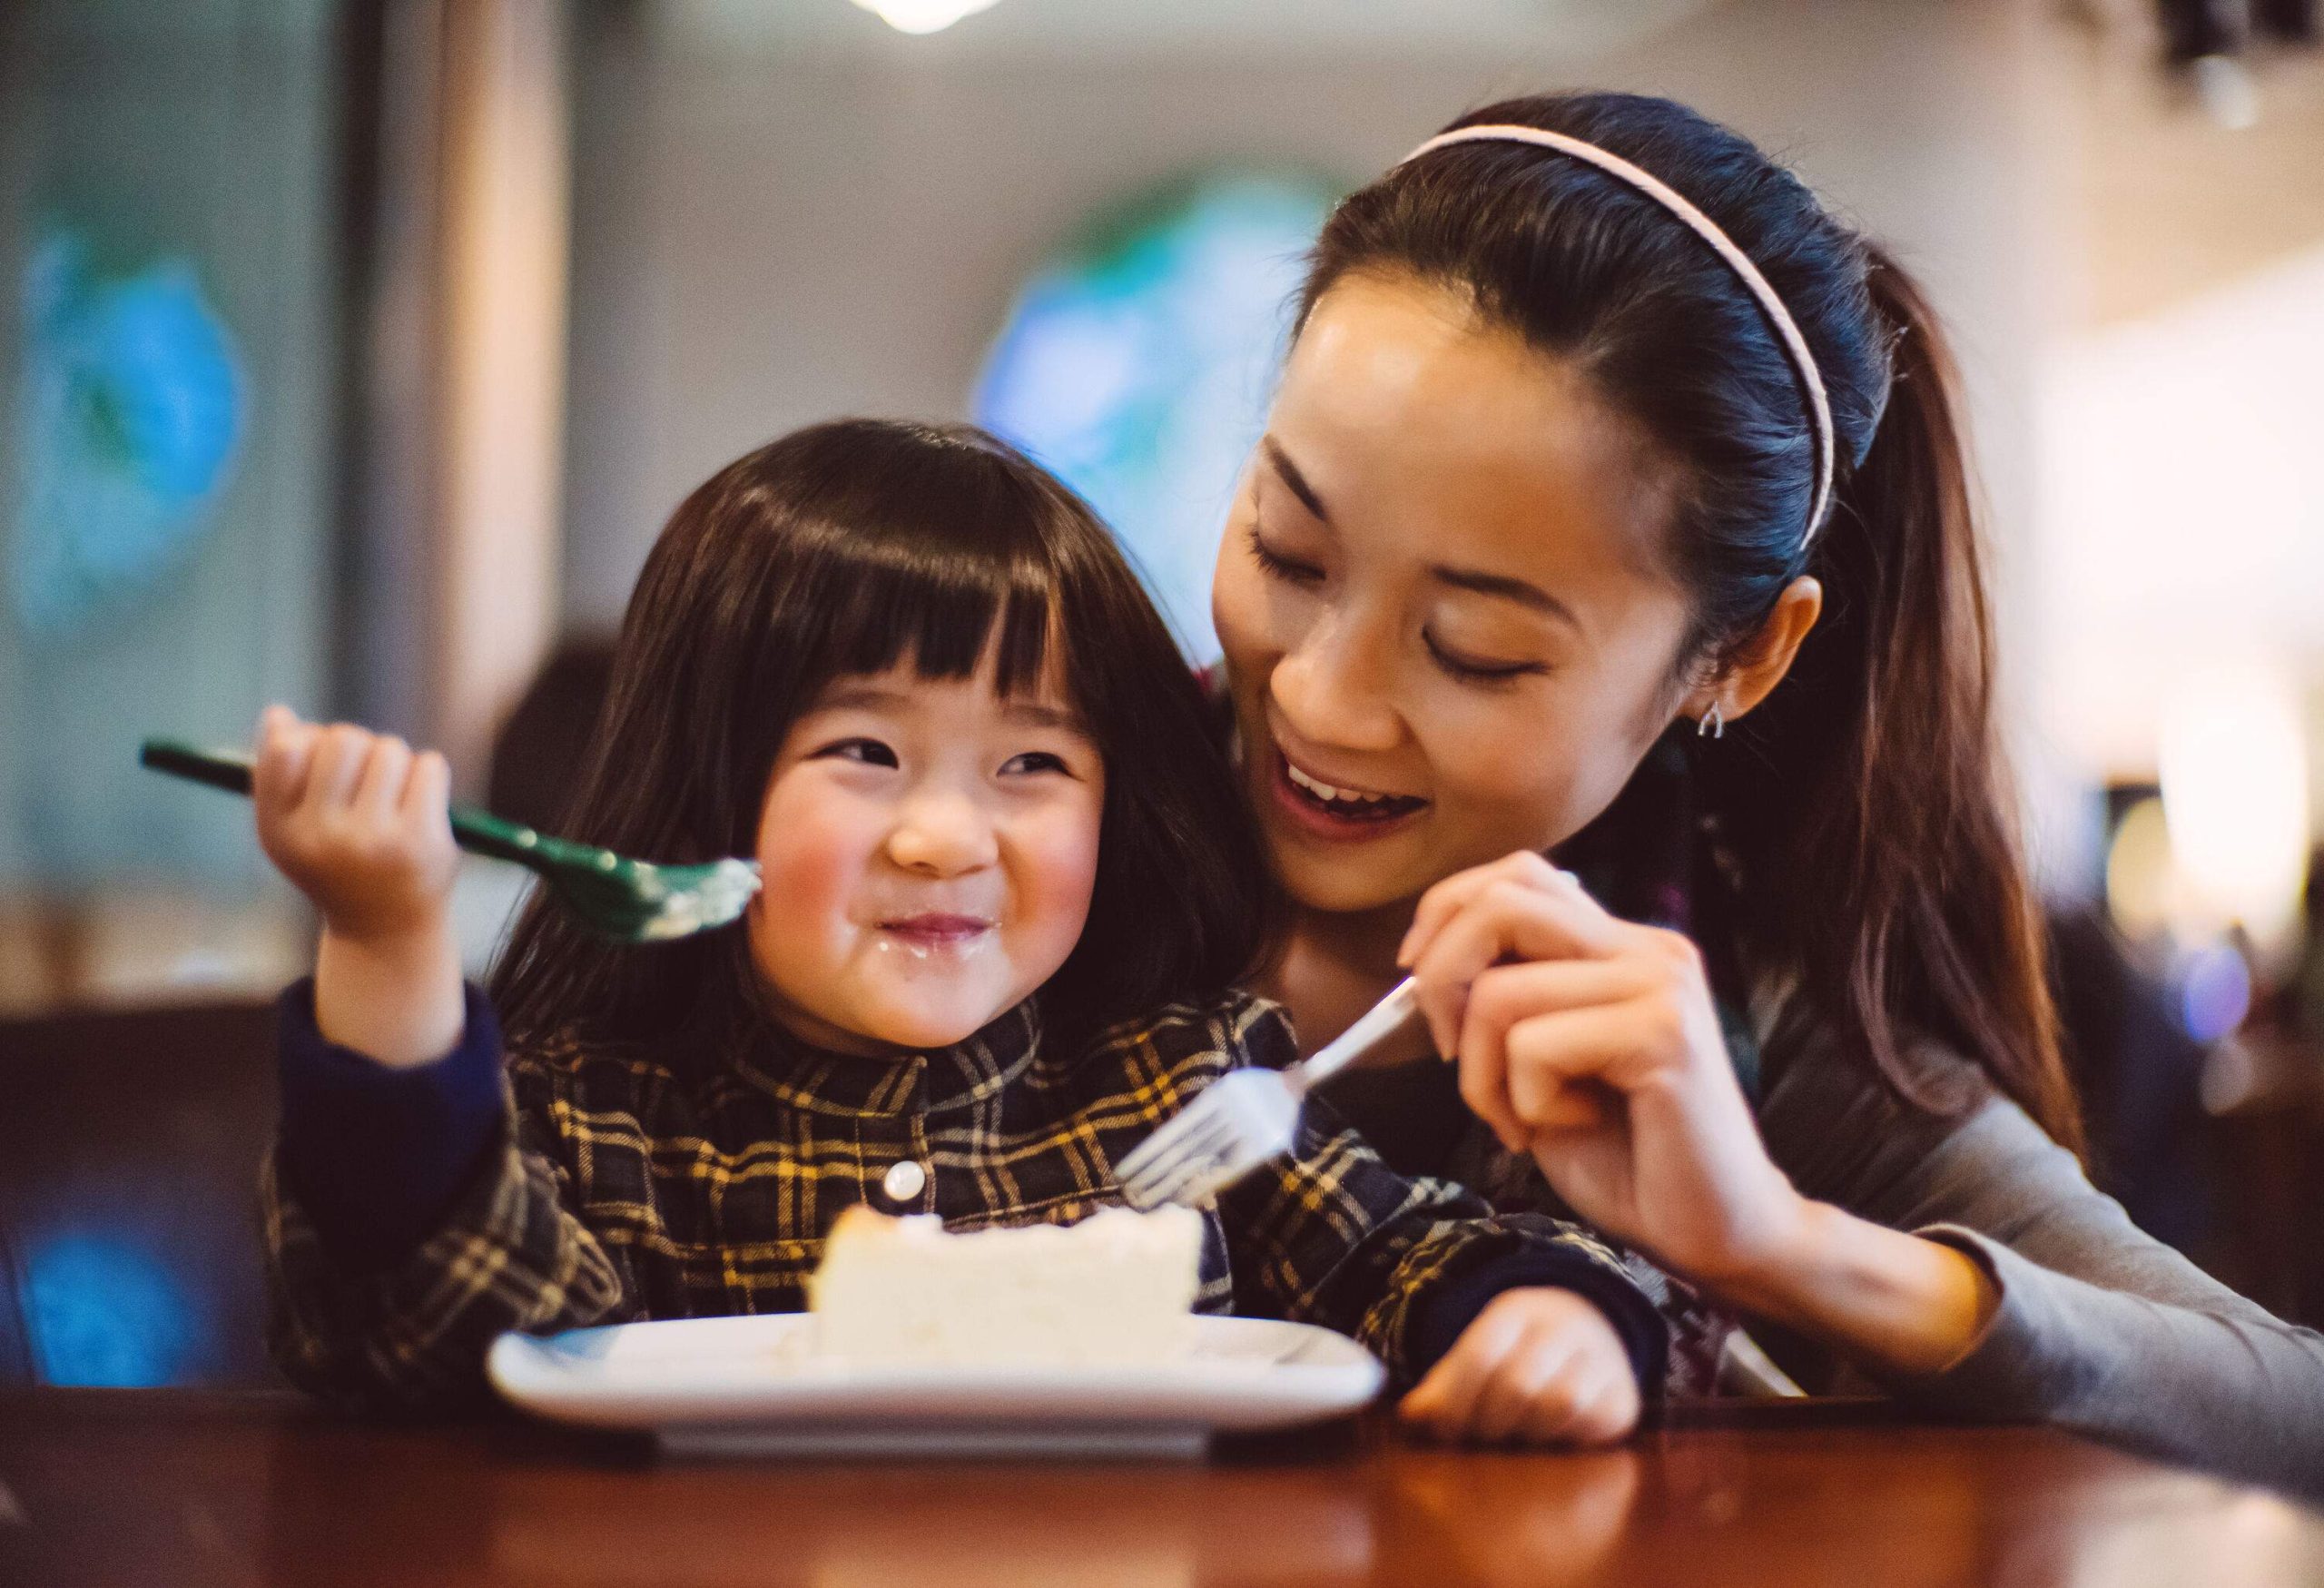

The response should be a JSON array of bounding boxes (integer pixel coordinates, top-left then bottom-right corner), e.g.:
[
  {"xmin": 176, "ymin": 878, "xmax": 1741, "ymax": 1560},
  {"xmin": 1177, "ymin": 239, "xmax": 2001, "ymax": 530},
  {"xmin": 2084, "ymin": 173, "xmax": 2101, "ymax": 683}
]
[{"xmin": 1733, "ymin": 246, "xmax": 2079, "ymax": 1149}]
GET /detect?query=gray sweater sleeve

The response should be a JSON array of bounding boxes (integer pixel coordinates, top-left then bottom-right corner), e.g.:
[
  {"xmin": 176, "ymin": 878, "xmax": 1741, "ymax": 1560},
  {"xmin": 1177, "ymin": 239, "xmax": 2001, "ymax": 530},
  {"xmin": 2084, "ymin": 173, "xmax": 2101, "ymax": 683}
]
[{"xmin": 1756, "ymin": 1037, "xmax": 2324, "ymax": 1496}]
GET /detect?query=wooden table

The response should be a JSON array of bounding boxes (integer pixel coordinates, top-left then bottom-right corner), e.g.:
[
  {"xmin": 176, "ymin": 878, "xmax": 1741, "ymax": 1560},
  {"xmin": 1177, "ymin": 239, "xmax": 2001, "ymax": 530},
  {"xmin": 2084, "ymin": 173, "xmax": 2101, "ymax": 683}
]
[{"xmin": 4, "ymin": 1390, "xmax": 2319, "ymax": 1586}]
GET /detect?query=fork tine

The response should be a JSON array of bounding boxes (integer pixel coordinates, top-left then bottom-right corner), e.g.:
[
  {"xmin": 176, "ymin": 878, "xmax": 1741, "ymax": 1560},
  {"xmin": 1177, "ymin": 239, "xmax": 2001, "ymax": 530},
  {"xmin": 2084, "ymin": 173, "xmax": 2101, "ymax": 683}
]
[
  {"xmin": 1121, "ymin": 1116, "xmax": 1257, "ymax": 1208},
  {"xmin": 1119, "ymin": 1134, "xmax": 1217, "ymax": 1205},
  {"xmin": 1120, "ymin": 1144, "xmax": 1217, "ymax": 1206},
  {"xmin": 1132, "ymin": 1146, "xmax": 1260, "ymax": 1210},
  {"xmin": 1117, "ymin": 1097, "xmax": 1238, "ymax": 1185},
  {"xmin": 1114, "ymin": 1092, "xmax": 1221, "ymax": 1176},
  {"xmin": 1124, "ymin": 1136, "xmax": 1235, "ymax": 1205},
  {"xmin": 1124, "ymin": 1155, "xmax": 1214, "ymax": 1209}
]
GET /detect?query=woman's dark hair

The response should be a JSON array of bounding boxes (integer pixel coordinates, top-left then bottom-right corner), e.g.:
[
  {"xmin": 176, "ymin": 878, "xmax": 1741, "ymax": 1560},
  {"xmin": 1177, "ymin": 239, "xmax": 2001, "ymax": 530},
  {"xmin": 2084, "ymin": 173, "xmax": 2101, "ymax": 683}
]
[
  {"xmin": 1302, "ymin": 93, "xmax": 2077, "ymax": 1148},
  {"xmin": 491, "ymin": 419, "xmax": 1269, "ymax": 1057}
]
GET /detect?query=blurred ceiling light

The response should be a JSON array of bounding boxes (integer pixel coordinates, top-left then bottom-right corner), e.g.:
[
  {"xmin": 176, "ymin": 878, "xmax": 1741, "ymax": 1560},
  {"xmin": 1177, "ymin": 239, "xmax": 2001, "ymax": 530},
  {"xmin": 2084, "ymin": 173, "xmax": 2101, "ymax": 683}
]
[
  {"xmin": 2158, "ymin": 660, "xmax": 2312, "ymax": 950},
  {"xmin": 851, "ymin": 0, "xmax": 1000, "ymax": 34}
]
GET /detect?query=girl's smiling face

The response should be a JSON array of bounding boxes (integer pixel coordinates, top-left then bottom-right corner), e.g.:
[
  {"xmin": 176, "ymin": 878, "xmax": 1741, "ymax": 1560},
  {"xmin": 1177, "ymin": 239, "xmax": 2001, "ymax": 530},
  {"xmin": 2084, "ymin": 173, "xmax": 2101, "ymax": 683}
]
[{"xmin": 746, "ymin": 649, "xmax": 1106, "ymax": 1054}]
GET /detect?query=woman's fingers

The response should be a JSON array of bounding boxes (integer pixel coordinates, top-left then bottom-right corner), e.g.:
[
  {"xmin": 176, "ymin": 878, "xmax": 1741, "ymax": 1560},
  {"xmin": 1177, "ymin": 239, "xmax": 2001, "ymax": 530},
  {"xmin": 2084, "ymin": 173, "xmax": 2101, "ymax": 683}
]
[
  {"xmin": 1399, "ymin": 851, "xmax": 1610, "ymax": 964},
  {"xmin": 1429, "ymin": 873, "xmax": 1629, "ymax": 974},
  {"xmin": 1499, "ymin": 1001, "xmax": 1663, "ymax": 1126},
  {"xmin": 1453, "ymin": 1009, "xmax": 1526, "ymax": 1152},
  {"xmin": 1459, "ymin": 1001, "xmax": 1643, "ymax": 1145},
  {"xmin": 1453, "ymin": 960, "xmax": 1650, "ymax": 1128},
  {"xmin": 1403, "ymin": 867, "xmax": 1631, "ymax": 1057},
  {"xmin": 1399, "ymin": 851, "xmax": 1560, "ymax": 966}
]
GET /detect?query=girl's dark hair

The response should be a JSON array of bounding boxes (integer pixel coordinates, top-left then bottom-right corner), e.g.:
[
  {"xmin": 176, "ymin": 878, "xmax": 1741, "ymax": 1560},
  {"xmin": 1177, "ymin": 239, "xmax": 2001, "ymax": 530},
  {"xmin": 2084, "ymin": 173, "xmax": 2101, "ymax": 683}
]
[
  {"xmin": 491, "ymin": 419, "xmax": 1268, "ymax": 1057},
  {"xmin": 1303, "ymin": 93, "xmax": 2077, "ymax": 1148}
]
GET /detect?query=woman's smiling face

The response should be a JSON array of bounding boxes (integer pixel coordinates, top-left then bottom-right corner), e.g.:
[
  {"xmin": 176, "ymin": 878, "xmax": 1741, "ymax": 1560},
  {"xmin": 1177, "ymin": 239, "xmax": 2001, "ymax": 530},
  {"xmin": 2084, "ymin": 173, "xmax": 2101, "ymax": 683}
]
[{"xmin": 1212, "ymin": 270, "xmax": 1699, "ymax": 918}]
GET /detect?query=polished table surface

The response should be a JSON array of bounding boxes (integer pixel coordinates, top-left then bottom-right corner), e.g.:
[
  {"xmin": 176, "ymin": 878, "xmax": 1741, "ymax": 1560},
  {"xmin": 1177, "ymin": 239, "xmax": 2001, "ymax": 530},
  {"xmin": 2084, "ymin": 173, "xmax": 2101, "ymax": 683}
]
[{"xmin": 4, "ymin": 1389, "xmax": 2319, "ymax": 1587}]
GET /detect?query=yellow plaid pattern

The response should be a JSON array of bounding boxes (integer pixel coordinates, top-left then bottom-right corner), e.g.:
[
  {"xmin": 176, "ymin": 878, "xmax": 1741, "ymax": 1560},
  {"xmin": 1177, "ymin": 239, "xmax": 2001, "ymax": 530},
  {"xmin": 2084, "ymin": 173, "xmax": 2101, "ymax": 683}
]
[{"xmin": 263, "ymin": 990, "xmax": 1652, "ymax": 1411}]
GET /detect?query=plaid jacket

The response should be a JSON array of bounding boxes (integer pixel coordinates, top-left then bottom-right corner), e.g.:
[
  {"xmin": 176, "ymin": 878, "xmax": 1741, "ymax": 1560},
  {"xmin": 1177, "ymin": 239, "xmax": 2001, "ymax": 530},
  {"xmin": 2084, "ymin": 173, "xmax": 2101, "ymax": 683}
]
[{"xmin": 262, "ymin": 984, "xmax": 1665, "ymax": 1412}]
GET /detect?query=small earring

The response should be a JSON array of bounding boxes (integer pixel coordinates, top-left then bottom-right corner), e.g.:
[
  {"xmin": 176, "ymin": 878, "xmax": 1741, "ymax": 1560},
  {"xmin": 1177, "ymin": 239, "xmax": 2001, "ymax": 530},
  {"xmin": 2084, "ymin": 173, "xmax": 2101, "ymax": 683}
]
[{"xmin": 1697, "ymin": 702, "xmax": 1725, "ymax": 740}]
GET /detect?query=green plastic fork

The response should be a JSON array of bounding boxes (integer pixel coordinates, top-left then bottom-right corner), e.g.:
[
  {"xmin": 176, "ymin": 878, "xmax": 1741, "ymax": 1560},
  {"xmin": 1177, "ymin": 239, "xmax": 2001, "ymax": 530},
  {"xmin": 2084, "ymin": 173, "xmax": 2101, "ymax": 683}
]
[{"xmin": 139, "ymin": 739, "xmax": 761, "ymax": 943}]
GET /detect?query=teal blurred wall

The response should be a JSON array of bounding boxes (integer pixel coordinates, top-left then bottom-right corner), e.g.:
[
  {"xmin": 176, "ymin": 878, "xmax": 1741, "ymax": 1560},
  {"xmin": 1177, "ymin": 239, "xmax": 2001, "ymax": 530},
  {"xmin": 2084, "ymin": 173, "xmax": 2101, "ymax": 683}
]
[{"xmin": 0, "ymin": 0, "xmax": 342, "ymax": 896}]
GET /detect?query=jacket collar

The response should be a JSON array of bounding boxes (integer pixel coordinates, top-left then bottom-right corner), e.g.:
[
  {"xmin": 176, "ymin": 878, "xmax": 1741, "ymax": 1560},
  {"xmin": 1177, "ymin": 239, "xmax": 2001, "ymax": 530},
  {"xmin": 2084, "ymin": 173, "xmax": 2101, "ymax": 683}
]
[{"xmin": 731, "ymin": 998, "xmax": 1043, "ymax": 1119}]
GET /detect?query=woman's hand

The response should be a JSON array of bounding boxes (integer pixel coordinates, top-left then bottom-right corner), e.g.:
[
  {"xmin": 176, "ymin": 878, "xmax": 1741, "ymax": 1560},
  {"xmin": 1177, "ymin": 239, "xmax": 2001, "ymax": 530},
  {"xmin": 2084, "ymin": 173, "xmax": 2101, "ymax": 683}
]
[
  {"xmin": 1398, "ymin": 1287, "xmax": 1640, "ymax": 1445},
  {"xmin": 1397, "ymin": 851, "xmax": 1810, "ymax": 1289},
  {"xmin": 252, "ymin": 705, "xmax": 464, "ymax": 1067},
  {"xmin": 1399, "ymin": 852, "xmax": 1999, "ymax": 1376}
]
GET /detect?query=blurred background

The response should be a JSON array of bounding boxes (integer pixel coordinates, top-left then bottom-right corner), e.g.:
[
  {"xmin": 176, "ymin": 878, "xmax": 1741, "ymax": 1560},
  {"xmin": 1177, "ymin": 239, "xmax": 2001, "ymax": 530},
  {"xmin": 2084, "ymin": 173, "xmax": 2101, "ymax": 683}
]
[{"xmin": 2, "ymin": 0, "xmax": 2319, "ymax": 1385}]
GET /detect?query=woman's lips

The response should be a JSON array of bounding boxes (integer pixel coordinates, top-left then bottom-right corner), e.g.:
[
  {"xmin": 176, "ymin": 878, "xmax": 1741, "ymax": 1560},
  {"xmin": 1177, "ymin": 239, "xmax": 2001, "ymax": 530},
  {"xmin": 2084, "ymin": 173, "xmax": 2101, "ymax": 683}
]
[
  {"xmin": 875, "ymin": 913, "xmax": 994, "ymax": 947},
  {"xmin": 1266, "ymin": 750, "xmax": 1428, "ymax": 843}
]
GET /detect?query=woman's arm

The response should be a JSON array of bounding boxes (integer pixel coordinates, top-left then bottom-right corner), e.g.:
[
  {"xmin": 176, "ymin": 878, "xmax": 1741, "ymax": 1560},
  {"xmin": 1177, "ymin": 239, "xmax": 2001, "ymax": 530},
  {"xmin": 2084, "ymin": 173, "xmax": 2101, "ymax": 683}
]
[
  {"xmin": 1757, "ymin": 1033, "xmax": 2324, "ymax": 1494},
  {"xmin": 1711, "ymin": 1199, "xmax": 1994, "ymax": 1376},
  {"xmin": 1399, "ymin": 851, "xmax": 2324, "ymax": 1492}
]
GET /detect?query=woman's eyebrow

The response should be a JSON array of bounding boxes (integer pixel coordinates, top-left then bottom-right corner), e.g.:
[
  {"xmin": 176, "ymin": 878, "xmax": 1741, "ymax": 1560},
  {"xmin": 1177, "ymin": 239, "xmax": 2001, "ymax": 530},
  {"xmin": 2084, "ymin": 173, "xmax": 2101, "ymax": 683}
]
[
  {"xmin": 1427, "ymin": 564, "xmax": 1581, "ymax": 629},
  {"xmin": 1261, "ymin": 437, "xmax": 1331, "ymax": 521}
]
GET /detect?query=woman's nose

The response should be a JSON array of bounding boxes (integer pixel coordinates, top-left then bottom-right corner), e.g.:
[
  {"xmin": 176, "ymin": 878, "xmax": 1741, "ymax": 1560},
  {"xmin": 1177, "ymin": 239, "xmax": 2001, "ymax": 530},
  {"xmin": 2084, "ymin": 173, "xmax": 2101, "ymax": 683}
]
[
  {"xmin": 884, "ymin": 791, "xmax": 1000, "ymax": 877},
  {"xmin": 1270, "ymin": 610, "xmax": 1403, "ymax": 754}
]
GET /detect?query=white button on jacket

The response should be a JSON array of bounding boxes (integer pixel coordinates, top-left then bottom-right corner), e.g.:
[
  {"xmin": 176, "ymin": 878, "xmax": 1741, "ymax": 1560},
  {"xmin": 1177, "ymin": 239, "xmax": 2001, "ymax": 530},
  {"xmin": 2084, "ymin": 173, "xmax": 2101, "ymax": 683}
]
[{"xmin": 881, "ymin": 1159, "xmax": 928, "ymax": 1204}]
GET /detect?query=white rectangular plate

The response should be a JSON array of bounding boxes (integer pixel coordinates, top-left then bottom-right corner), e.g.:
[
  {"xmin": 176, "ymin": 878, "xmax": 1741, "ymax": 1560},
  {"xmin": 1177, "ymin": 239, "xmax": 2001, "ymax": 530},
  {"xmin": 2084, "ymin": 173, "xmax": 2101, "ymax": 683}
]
[{"xmin": 487, "ymin": 1314, "xmax": 1384, "ymax": 1460}]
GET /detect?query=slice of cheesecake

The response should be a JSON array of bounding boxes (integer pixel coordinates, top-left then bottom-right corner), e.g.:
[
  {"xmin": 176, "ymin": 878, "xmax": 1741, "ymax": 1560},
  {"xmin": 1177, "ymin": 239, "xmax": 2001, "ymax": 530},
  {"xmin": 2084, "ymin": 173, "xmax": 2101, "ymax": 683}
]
[{"xmin": 808, "ymin": 1204, "xmax": 1205, "ymax": 1367}]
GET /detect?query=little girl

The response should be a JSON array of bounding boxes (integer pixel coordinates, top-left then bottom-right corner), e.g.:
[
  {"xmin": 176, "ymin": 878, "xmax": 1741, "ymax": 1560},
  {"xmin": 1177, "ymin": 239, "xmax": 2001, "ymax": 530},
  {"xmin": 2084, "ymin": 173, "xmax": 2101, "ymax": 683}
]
[{"xmin": 255, "ymin": 419, "xmax": 1665, "ymax": 1445}]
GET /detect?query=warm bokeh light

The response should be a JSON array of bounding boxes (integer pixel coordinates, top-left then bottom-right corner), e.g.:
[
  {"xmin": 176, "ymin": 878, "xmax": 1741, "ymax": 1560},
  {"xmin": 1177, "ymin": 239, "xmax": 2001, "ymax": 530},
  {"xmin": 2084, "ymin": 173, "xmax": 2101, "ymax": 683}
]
[
  {"xmin": 2105, "ymin": 795, "xmax": 2180, "ymax": 943},
  {"xmin": 2158, "ymin": 661, "xmax": 2313, "ymax": 951}
]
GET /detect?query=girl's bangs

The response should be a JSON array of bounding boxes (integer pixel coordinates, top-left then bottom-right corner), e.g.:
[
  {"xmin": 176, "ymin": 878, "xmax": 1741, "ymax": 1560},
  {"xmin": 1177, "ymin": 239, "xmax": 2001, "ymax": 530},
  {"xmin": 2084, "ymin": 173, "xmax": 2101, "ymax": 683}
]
[{"xmin": 791, "ymin": 529, "xmax": 1064, "ymax": 705}]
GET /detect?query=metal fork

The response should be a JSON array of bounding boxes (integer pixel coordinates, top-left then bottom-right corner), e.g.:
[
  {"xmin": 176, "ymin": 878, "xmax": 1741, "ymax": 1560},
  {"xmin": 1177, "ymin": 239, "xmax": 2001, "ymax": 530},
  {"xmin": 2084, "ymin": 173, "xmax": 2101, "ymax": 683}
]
[
  {"xmin": 140, "ymin": 739, "xmax": 762, "ymax": 943},
  {"xmin": 1117, "ymin": 977, "xmax": 1422, "ymax": 1209}
]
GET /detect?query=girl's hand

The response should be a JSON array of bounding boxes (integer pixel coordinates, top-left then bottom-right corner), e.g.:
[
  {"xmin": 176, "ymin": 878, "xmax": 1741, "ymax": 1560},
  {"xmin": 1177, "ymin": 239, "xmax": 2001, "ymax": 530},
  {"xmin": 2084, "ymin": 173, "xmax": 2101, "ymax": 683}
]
[
  {"xmin": 252, "ymin": 706, "xmax": 458, "ymax": 944},
  {"xmin": 1398, "ymin": 1287, "xmax": 1640, "ymax": 1445},
  {"xmin": 1398, "ymin": 851, "xmax": 1810, "ymax": 1291},
  {"xmin": 252, "ymin": 705, "xmax": 464, "ymax": 1068}
]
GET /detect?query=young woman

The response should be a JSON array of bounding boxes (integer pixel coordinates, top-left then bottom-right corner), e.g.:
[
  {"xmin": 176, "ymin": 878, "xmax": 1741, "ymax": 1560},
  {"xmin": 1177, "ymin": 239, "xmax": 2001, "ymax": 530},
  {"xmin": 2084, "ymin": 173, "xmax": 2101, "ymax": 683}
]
[{"xmin": 1211, "ymin": 92, "xmax": 2324, "ymax": 1486}]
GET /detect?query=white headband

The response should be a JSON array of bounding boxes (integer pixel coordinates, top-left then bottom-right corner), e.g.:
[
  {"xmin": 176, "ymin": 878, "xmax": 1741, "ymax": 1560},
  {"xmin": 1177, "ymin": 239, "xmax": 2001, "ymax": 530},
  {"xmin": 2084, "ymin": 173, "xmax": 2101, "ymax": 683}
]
[{"xmin": 1394, "ymin": 124, "xmax": 1837, "ymax": 546}]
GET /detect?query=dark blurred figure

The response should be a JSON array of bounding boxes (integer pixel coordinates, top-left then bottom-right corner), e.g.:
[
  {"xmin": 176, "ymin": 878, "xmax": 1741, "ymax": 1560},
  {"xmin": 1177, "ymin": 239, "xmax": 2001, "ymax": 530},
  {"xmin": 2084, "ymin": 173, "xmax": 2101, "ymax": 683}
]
[
  {"xmin": 487, "ymin": 636, "xmax": 617, "ymax": 834},
  {"xmin": 2162, "ymin": 0, "xmax": 2243, "ymax": 61},
  {"xmin": 2046, "ymin": 905, "xmax": 2217, "ymax": 1255},
  {"xmin": 2260, "ymin": 0, "xmax": 2320, "ymax": 42},
  {"xmin": 2160, "ymin": 0, "xmax": 2317, "ymax": 60}
]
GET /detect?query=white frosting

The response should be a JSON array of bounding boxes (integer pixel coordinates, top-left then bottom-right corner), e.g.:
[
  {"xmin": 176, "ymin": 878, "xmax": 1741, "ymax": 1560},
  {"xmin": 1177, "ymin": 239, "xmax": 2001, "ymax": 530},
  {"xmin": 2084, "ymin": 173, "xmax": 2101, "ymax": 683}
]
[{"xmin": 808, "ymin": 1205, "xmax": 1204, "ymax": 1366}]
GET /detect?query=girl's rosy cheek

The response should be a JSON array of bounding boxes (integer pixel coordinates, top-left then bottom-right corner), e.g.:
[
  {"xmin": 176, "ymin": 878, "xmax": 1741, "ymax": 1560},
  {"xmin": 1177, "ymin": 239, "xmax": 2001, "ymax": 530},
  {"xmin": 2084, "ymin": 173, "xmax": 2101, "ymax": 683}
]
[
  {"xmin": 754, "ymin": 779, "xmax": 878, "ymax": 923},
  {"xmin": 1020, "ymin": 800, "xmax": 1103, "ymax": 941}
]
